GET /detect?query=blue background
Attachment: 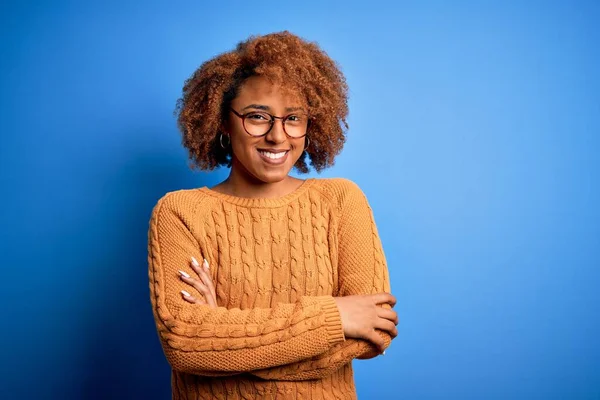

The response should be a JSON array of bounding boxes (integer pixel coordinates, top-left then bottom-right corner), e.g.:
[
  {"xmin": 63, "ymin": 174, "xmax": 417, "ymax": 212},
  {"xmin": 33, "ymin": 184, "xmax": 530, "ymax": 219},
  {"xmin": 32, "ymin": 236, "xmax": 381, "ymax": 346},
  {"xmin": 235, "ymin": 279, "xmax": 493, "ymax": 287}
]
[{"xmin": 1, "ymin": 1, "xmax": 599, "ymax": 399}]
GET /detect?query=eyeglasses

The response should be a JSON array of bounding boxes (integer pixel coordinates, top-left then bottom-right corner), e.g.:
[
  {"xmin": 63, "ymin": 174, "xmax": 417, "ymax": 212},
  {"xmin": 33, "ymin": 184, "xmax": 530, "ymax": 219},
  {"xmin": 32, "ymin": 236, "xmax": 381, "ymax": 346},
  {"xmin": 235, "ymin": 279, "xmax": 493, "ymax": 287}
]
[{"xmin": 229, "ymin": 108, "xmax": 310, "ymax": 138}]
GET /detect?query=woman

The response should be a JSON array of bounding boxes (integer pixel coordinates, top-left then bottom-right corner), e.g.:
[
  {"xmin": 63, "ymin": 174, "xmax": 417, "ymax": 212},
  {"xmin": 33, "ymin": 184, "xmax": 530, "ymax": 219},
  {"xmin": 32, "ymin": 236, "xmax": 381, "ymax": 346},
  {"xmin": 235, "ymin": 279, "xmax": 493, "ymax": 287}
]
[{"xmin": 148, "ymin": 31, "xmax": 398, "ymax": 399}]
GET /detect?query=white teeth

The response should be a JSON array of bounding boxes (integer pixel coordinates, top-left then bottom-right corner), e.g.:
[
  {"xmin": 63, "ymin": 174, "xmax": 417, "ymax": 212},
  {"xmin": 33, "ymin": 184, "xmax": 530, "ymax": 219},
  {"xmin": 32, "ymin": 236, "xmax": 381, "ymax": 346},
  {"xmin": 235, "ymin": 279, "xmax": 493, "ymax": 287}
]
[{"xmin": 259, "ymin": 150, "xmax": 287, "ymax": 160}]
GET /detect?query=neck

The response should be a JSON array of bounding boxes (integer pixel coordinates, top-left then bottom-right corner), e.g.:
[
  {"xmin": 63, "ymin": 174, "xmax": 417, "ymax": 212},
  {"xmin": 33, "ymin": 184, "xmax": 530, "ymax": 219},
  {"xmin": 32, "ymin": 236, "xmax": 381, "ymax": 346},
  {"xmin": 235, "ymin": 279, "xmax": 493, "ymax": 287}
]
[{"xmin": 218, "ymin": 159, "xmax": 300, "ymax": 199}]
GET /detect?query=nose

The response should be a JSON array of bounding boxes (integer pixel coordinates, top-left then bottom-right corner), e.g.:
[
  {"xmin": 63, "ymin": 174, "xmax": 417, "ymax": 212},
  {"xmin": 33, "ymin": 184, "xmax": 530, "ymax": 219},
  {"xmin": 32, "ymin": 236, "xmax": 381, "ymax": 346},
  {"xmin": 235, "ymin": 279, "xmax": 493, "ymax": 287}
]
[{"xmin": 264, "ymin": 118, "xmax": 287, "ymax": 144}]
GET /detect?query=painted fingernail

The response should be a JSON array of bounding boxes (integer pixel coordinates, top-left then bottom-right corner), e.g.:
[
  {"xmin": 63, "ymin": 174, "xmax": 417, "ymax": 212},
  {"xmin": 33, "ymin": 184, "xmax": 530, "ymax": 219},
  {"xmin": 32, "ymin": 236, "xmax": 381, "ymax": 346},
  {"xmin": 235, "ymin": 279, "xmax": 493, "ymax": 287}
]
[
  {"xmin": 181, "ymin": 290, "xmax": 191, "ymax": 297},
  {"xmin": 179, "ymin": 270, "xmax": 190, "ymax": 278},
  {"xmin": 203, "ymin": 258, "xmax": 209, "ymax": 270},
  {"xmin": 191, "ymin": 257, "xmax": 199, "ymax": 267}
]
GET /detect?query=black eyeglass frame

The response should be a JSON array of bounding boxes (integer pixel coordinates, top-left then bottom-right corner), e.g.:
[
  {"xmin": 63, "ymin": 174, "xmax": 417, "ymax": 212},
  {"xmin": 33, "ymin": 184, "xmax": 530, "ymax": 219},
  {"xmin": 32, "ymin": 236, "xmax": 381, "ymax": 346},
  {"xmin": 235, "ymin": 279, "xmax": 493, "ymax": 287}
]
[{"xmin": 229, "ymin": 107, "xmax": 311, "ymax": 138}]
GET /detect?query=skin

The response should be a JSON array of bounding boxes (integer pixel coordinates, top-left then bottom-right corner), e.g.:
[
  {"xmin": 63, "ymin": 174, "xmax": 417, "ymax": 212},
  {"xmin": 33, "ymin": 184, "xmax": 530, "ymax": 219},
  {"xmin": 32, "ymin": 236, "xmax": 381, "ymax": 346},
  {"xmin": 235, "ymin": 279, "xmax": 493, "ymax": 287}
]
[
  {"xmin": 213, "ymin": 75, "xmax": 308, "ymax": 199},
  {"xmin": 179, "ymin": 76, "xmax": 399, "ymax": 354}
]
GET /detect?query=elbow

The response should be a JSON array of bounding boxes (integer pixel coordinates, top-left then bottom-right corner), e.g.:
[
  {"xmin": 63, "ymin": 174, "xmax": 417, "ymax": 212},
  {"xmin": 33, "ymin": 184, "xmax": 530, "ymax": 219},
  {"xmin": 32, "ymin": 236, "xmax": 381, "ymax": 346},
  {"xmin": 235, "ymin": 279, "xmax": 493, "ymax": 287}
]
[
  {"xmin": 159, "ymin": 332, "xmax": 214, "ymax": 375},
  {"xmin": 164, "ymin": 347, "xmax": 195, "ymax": 374},
  {"xmin": 160, "ymin": 336, "xmax": 200, "ymax": 374}
]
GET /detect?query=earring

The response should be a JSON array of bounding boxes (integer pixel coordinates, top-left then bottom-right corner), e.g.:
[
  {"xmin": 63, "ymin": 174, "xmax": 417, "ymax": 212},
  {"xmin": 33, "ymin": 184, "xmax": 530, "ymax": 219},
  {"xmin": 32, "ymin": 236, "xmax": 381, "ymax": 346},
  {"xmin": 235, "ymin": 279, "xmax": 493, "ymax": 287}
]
[
  {"xmin": 219, "ymin": 133, "xmax": 230, "ymax": 149},
  {"xmin": 304, "ymin": 136, "xmax": 310, "ymax": 151}
]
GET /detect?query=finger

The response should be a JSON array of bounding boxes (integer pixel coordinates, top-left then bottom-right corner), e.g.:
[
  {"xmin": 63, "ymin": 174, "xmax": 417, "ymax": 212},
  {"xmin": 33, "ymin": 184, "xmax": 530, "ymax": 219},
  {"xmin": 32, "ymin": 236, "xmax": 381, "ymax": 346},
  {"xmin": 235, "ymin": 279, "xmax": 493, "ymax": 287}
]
[
  {"xmin": 191, "ymin": 277, "xmax": 212, "ymax": 299},
  {"xmin": 194, "ymin": 259, "xmax": 217, "ymax": 307},
  {"xmin": 180, "ymin": 270, "xmax": 212, "ymax": 299},
  {"xmin": 200, "ymin": 259, "xmax": 217, "ymax": 300},
  {"xmin": 191, "ymin": 257, "xmax": 211, "ymax": 284},
  {"xmin": 179, "ymin": 270, "xmax": 207, "ymax": 291},
  {"xmin": 190, "ymin": 258, "xmax": 211, "ymax": 286},
  {"xmin": 181, "ymin": 290, "xmax": 206, "ymax": 304},
  {"xmin": 198, "ymin": 268, "xmax": 218, "ymax": 308},
  {"xmin": 372, "ymin": 293, "xmax": 396, "ymax": 307},
  {"xmin": 377, "ymin": 307, "xmax": 399, "ymax": 325},
  {"xmin": 375, "ymin": 319, "xmax": 398, "ymax": 338},
  {"xmin": 203, "ymin": 258, "xmax": 217, "ymax": 307},
  {"xmin": 365, "ymin": 328, "xmax": 386, "ymax": 353}
]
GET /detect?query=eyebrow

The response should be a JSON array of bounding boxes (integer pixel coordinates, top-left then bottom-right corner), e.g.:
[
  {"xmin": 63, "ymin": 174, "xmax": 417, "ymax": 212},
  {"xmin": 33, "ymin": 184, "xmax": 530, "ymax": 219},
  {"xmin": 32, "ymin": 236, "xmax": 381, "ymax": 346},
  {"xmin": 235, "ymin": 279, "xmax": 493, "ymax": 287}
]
[{"xmin": 241, "ymin": 104, "xmax": 306, "ymax": 113}]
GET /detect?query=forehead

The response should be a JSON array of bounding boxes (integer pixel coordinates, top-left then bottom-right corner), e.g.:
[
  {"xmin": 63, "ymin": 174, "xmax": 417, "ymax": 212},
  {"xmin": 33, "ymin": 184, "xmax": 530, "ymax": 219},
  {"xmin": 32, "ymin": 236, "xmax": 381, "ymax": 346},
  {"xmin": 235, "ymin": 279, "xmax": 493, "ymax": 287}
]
[{"xmin": 233, "ymin": 75, "xmax": 305, "ymax": 107}]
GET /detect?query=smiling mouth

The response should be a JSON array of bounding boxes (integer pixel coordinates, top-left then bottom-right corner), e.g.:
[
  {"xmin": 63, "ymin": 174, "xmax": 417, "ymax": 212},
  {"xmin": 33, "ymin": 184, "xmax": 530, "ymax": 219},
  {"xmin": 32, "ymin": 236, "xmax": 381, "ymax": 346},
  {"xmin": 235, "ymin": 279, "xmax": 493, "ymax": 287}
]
[{"xmin": 257, "ymin": 149, "xmax": 289, "ymax": 160}]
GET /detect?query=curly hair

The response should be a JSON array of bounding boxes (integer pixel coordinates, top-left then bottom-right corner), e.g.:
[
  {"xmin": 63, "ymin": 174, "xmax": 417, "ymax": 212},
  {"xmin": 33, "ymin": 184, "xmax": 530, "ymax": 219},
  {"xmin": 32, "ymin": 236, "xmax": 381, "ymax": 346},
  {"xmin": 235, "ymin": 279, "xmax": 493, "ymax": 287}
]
[{"xmin": 175, "ymin": 31, "xmax": 349, "ymax": 174}]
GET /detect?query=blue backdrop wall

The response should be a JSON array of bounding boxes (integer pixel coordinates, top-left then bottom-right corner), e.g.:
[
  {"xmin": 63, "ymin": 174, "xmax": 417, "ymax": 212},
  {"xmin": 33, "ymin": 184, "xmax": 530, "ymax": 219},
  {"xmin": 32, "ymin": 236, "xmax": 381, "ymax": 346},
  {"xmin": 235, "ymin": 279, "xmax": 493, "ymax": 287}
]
[{"xmin": 1, "ymin": 1, "xmax": 599, "ymax": 399}]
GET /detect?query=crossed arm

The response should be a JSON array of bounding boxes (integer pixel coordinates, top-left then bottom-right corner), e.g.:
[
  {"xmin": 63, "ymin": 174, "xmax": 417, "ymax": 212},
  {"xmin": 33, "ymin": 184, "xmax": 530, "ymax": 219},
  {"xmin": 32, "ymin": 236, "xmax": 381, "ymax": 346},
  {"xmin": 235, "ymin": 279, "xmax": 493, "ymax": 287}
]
[{"xmin": 148, "ymin": 182, "xmax": 396, "ymax": 380}]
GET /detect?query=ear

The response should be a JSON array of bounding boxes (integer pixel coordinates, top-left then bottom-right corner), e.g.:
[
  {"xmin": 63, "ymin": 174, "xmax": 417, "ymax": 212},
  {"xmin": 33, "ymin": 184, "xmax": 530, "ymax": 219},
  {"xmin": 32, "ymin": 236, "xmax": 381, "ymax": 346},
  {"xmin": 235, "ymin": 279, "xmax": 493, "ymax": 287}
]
[{"xmin": 220, "ymin": 121, "xmax": 230, "ymax": 136}]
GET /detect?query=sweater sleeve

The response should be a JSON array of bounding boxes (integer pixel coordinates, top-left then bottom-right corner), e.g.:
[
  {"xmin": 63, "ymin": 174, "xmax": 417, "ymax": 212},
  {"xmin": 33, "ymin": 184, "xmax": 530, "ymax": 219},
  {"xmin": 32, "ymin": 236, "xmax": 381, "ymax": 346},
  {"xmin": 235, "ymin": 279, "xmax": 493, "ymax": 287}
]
[
  {"xmin": 249, "ymin": 179, "xmax": 393, "ymax": 381},
  {"xmin": 148, "ymin": 193, "xmax": 346, "ymax": 376}
]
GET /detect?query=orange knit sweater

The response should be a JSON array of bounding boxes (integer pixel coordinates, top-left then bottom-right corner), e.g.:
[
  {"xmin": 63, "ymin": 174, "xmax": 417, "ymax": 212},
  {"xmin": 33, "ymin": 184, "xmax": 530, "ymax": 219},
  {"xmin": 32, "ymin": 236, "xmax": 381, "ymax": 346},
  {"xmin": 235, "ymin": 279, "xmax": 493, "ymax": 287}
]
[{"xmin": 147, "ymin": 177, "xmax": 392, "ymax": 399}]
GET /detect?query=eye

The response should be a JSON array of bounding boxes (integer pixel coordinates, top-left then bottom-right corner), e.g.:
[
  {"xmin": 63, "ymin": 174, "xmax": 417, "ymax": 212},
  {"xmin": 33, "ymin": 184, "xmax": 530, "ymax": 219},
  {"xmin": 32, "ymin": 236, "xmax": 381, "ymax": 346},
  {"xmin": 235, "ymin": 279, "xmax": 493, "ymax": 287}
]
[
  {"xmin": 285, "ymin": 114, "xmax": 306, "ymax": 124},
  {"xmin": 246, "ymin": 112, "xmax": 270, "ymax": 121}
]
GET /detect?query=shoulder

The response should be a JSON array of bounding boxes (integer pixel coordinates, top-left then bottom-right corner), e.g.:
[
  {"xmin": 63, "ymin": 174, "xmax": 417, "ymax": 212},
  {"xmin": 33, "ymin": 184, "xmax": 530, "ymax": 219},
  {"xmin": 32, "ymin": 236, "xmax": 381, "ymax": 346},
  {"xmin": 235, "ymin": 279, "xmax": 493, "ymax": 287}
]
[
  {"xmin": 150, "ymin": 188, "xmax": 212, "ymax": 222},
  {"xmin": 310, "ymin": 177, "xmax": 369, "ymax": 211}
]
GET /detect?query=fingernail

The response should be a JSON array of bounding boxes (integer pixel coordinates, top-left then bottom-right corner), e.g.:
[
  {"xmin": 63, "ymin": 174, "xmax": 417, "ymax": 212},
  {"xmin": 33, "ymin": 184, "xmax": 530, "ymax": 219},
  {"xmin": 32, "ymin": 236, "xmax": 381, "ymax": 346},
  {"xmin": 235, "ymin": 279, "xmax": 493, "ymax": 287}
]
[
  {"xmin": 179, "ymin": 270, "xmax": 190, "ymax": 278},
  {"xmin": 191, "ymin": 257, "xmax": 199, "ymax": 267},
  {"xmin": 382, "ymin": 351, "xmax": 386, "ymax": 355},
  {"xmin": 203, "ymin": 258, "xmax": 209, "ymax": 270},
  {"xmin": 181, "ymin": 290, "xmax": 191, "ymax": 297}
]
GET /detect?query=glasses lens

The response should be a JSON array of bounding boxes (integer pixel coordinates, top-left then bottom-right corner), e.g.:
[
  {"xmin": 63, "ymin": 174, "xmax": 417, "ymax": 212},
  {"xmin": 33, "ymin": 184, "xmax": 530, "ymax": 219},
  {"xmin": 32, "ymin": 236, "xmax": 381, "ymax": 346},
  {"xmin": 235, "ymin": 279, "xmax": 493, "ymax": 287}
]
[
  {"xmin": 244, "ymin": 112, "xmax": 272, "ymax": 136},
  {"xmin": 242, "ymin": 111, "xmax": 309, "ymax": 137},
  {"xmin": 284, "ymin": 114, "xmax": 309, "ymax": 138}
]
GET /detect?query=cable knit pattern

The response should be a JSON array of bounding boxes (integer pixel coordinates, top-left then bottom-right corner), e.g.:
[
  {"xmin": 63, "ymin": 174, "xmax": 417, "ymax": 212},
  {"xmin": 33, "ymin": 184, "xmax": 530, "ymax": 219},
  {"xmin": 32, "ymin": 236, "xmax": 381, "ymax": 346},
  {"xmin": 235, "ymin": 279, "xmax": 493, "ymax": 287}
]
[{"xmin": 147, "ymin": 178, "xmax": 392, "ymax": 399}]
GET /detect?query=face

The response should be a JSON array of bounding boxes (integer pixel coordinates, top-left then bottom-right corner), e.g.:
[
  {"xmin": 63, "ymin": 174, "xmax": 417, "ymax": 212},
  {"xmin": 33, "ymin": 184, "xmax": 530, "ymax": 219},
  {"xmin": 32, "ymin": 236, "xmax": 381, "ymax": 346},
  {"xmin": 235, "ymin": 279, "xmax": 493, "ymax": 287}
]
[{"xmin": 224, "ymin": 75, "xmax": 308, "ymax": 184}]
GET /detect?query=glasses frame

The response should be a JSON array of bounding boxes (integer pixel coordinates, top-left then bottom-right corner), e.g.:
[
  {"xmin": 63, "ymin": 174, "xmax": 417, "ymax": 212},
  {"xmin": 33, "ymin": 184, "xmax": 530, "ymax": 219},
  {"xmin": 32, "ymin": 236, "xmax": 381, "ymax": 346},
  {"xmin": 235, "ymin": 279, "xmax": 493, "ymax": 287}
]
[{"xmin": 229, "ymin": 107, "xmax": 310, "ymax": 138}]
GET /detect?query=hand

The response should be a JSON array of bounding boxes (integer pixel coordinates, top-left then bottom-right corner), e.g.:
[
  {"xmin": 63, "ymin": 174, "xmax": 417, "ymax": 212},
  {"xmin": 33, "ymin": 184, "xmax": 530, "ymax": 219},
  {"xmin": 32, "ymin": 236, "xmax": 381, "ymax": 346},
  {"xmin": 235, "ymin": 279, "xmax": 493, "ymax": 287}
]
[
  {"xmin": 334, "ymin": 293, "xmax": 398, "ymax": 353},
  {"xmin": 178, "ymin": 257, "xmax": 217, "ymax": 308}
]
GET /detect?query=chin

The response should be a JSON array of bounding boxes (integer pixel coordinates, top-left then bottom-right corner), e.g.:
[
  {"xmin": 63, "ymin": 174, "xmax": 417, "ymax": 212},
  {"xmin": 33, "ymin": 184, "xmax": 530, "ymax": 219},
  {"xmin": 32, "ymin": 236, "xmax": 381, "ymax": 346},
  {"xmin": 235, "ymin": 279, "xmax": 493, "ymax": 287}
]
[
  {"xmin": 248, "ymin": 152, "xmax": 299, "ymax": 183},
  {"xmin": 233, "ymin": 150, "xmax": 300, "ymax": 184},
  {"xmin": 252, "ymin": 168, "xmax": 291, "ymax": 184}
]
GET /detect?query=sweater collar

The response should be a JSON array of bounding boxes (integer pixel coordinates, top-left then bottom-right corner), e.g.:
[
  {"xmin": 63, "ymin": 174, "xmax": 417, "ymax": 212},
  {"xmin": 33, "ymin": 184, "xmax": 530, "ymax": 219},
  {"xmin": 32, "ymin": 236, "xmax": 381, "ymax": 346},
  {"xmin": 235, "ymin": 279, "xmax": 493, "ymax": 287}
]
[{"xmin": 198, "ymin": 178, "xmax": 315, "ymax": 208}]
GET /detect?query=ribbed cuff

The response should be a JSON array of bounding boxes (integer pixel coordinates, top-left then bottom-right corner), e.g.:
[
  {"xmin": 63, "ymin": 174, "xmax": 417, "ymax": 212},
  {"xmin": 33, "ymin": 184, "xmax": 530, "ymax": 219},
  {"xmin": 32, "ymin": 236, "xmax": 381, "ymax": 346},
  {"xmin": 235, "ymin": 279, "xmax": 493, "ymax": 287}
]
[{"xmin": 319, "ymin": 296, "xmax": 346, "ymax": 345}]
